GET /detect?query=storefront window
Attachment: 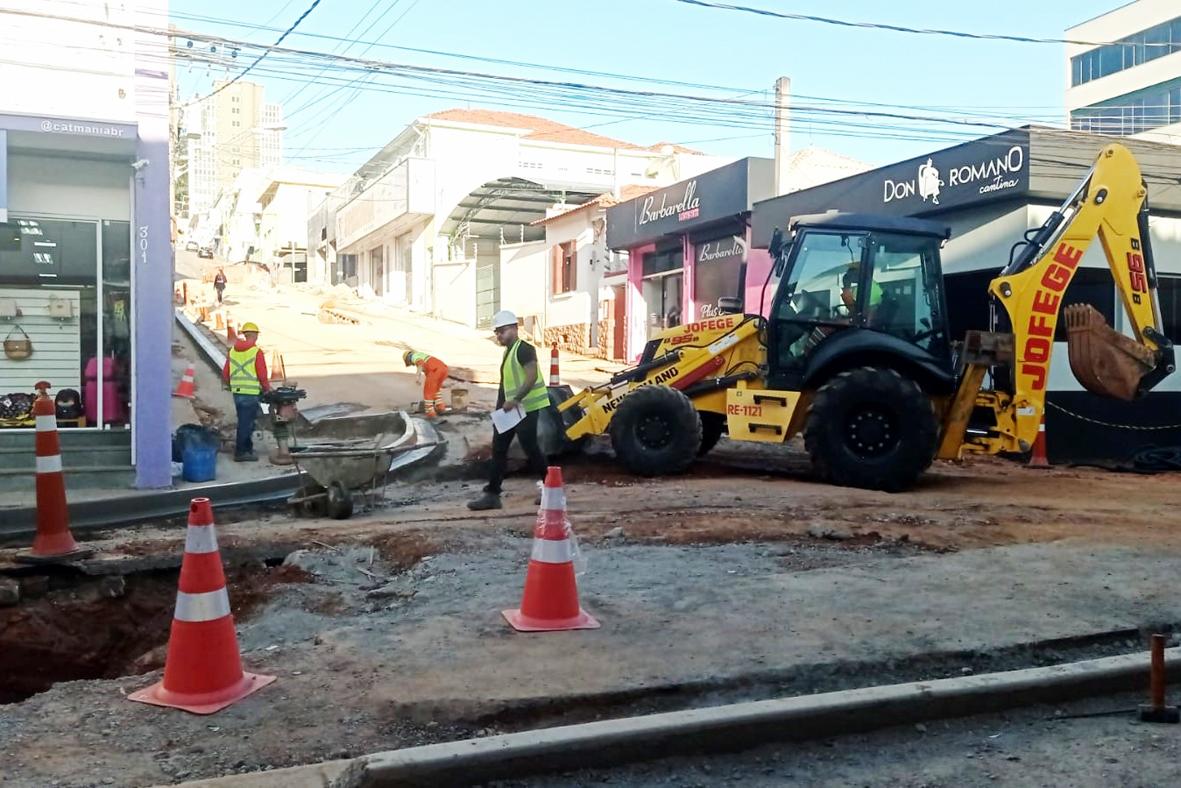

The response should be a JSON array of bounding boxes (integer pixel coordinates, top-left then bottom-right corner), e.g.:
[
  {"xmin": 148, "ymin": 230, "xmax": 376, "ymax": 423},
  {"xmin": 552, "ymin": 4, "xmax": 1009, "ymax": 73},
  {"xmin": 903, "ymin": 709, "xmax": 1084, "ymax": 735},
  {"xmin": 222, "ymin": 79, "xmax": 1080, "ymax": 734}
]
[
  {"xmin": 694, "ymin": 234, "xmax": 745, "ymax": 317},
  {"xmin": 641, "ymin": 246, "xmax": 683, "ymax": 340},
  {"xmin": 0, "ymin": 218, "xmax": 97, "ymax": 428}
]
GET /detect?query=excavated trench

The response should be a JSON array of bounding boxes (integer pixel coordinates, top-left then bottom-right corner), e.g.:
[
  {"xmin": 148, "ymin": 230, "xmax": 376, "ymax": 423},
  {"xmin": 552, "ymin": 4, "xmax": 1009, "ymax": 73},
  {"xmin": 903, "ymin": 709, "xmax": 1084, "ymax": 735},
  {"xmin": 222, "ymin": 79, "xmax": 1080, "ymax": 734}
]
[{"xmin": 0, "ymin": 562, "xmax": 309, "ymax": 705}]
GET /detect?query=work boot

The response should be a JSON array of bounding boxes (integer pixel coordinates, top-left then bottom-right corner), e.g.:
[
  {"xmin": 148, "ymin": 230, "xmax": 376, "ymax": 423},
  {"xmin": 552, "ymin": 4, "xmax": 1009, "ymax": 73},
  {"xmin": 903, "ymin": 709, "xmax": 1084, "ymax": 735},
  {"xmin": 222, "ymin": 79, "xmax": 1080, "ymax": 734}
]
[
  {"xmin": 234, "ymin": 452, "xmax": 258, "ymax": 463},
  {"xmin": 467, "ymin": 491, "xmax": 503, "ymax": 511}
]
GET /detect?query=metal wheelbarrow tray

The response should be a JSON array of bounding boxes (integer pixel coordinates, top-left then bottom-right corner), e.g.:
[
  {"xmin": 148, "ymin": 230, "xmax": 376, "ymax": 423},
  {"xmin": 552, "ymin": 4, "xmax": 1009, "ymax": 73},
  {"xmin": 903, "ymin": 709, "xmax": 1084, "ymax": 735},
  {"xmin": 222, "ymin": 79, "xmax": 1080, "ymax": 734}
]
[{"xmin": 287, "ymin": 419, "xmax": 434, "ymax": 519}]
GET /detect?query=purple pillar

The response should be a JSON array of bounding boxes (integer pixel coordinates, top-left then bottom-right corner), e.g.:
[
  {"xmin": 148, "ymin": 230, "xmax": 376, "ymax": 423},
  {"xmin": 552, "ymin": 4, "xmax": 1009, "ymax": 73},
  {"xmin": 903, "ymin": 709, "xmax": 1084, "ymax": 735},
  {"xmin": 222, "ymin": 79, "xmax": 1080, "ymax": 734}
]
[{"xmin": 132, "ymin": 7, "xmax": 172, "ymax": 489}]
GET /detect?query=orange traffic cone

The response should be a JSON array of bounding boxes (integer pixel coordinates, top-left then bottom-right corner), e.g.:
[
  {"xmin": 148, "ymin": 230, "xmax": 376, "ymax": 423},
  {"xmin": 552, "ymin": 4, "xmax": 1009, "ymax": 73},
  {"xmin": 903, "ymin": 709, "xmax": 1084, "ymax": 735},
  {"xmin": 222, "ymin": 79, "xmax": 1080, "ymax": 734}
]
[
  {"xmin": 214, "ymin": 311, "xmax": 224, "ymax": 330},
  {"xmin": 227, "ymin": 319, "xmax": 237, "ymax": 344},
  {"xmin": 503, "ymin": 466, "xmax": 599, "ymax": 632},
  {"xmin": 1028, "ymin": 413, "xmax": 1050, "ymax": 468},
  {"xmin": 269, "ymin": 352, "xmax": 286, "ymax": 386},
  {"xmin": 129, "ymin": 498, "xmax": 276, "ymax": 714},
  {"xmin": 173, "ymin": 364, "xmax": 196, "ymax": 399},
  {"xmin": 549, "ymin": 343, "xmax": 560, "ymax": 387},
  {"xmin": 18, "ymin": 382, "xmax": 88, "ymax": 562}
]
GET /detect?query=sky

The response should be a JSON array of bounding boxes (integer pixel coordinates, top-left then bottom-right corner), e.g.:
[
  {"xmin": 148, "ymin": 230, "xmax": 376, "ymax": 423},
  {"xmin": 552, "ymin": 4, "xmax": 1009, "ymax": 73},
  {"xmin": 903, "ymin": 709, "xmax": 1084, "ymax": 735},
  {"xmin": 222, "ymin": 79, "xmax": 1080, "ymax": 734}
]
[{"xmin": 170, "ymin": 0, "xmax": 1124, "ymax": 175}]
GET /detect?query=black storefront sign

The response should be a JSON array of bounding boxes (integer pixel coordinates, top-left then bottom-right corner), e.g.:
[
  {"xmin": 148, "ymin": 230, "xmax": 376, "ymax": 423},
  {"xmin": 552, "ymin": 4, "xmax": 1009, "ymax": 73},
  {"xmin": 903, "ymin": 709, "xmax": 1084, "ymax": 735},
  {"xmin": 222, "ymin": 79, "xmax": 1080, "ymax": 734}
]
[
  {"xmin": 751, "ymin": 129, "xmax": 1031, "ymax": 248},
  {"xmin": 608, "ymin": 157, "xmax": 773, "ymax": 249}
]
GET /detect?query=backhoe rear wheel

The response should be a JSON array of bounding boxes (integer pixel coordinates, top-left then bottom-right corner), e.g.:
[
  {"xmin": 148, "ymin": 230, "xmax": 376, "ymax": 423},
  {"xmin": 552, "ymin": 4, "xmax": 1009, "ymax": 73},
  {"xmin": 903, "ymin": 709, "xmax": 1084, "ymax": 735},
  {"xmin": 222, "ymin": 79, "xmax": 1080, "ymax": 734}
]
[
  {"xmin": 698, "ymin": 412, "xmax": 726, "ymax": 456},
  {"xmin": 804, "ymin": 367, "xmax": 937, "ymax": 492},
  {"xmin": 610, "ymin": 385, "xmax": 702, "ymax": 476}
]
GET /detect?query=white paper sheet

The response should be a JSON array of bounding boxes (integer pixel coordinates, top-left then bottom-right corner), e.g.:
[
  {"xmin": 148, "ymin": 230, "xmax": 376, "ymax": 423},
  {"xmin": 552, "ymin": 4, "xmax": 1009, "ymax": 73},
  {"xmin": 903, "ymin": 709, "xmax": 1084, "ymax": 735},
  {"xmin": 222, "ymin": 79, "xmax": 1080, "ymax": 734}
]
[{"xmin": 491, "ymin": 404, "xmax": 525, "ymax": 434}]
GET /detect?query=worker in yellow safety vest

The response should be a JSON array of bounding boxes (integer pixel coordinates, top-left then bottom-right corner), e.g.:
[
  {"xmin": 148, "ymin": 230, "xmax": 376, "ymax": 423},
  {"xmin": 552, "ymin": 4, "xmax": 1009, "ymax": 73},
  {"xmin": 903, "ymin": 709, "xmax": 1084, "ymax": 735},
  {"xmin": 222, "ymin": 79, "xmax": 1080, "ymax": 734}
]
[
  {"xmin": 221, "ymin": 321, "xmax": 271, "ymax": 462},
  {"xmin": 403, "ymin": 349, "xmax": 449, "ymax": 419},
  {"xmin": 468, "ymin": 310, "xmax": 551, "ymax": 511}
]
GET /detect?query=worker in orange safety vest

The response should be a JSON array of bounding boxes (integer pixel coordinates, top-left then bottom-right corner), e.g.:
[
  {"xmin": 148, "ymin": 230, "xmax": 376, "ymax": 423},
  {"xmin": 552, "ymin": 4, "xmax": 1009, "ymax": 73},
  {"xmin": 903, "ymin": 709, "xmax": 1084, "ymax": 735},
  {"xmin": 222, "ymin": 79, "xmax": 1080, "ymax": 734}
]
[{"xmin": 403, "ymin": 349, "xmax": 449, "ymax": 419}]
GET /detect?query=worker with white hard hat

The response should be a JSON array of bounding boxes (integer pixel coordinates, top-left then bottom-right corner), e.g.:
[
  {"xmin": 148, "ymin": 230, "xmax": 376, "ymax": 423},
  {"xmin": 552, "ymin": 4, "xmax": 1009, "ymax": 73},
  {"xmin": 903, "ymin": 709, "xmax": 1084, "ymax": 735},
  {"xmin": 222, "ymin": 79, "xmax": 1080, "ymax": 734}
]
[
  {"xmin": 468, "ymin": 310, "xmax": 550, "ymax": 510},
  {"xmin": 221, "ymin": 320, "xmax": 270, "ymax": 462}
]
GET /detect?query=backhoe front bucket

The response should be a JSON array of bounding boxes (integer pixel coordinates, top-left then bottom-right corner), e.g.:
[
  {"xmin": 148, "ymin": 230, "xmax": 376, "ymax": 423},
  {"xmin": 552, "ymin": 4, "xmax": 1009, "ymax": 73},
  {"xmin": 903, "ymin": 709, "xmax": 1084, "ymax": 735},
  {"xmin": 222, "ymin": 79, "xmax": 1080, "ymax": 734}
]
[{"xmin": 1064, "ymin": 304, "xmax": 1156, "ymax": 401}]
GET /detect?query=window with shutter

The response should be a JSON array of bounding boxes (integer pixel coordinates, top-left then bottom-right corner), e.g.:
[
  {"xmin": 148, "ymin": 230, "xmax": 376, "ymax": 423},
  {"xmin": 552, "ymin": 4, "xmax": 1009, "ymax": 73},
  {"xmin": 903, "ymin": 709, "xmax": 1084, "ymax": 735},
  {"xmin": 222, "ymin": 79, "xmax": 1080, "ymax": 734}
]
[{"xmin": 550, "ymin": 245, "xmax": 562, "ymax": 295}]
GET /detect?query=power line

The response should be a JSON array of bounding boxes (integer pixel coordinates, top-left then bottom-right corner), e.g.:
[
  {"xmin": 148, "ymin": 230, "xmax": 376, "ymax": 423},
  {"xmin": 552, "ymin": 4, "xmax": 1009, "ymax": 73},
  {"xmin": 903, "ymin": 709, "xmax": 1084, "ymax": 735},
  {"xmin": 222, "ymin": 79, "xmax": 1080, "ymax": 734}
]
[
  {"xmin": 669, "ymin": 0, "xmax": 1180, "ymax": 49},
  {"xmin": 180, "ymin": 0, "xmax": 326, "ymax": 108}
]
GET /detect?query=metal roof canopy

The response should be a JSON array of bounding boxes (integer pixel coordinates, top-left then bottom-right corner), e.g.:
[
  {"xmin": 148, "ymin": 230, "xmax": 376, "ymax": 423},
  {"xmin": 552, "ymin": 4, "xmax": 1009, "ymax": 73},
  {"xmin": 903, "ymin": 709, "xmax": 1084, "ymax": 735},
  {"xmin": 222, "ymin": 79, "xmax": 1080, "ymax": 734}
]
[{"xmin": 443, "ymin": 177, "xmax": 600, "ymax": 244}]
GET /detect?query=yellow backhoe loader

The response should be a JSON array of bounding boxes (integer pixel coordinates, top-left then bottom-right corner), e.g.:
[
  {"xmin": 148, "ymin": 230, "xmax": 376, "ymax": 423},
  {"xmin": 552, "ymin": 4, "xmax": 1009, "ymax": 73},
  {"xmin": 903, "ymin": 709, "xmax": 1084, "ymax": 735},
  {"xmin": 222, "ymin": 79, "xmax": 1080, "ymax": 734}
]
[{"xmin": 556, "ymin": 143, "xmax": 1175, "ymax": 491}]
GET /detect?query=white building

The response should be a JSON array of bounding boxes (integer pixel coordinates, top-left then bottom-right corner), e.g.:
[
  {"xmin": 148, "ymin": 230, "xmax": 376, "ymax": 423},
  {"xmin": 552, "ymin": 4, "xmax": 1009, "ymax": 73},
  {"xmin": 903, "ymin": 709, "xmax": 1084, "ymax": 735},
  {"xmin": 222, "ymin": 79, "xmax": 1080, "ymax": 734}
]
[
  {"xmin": 499, "ymin": 185, "xmax": 652, "ymax": 360},
  {"xmin": 1066, "ymin": 1, "xmax": 1181, "ymax": 144},
  {"xmin": 0, "ymin": 0, "xmax": 173, "ymax": 488},
  {"xmin": 179, "ymin": 80, "xmax": 285, "ymax": 226},
  {"xmin": 325, "ymin": 108, "xmax": 729, "ymax": 328},
  {"xmin": 212, "ymin": 167, "xmax": 343, "ymax": 279}
]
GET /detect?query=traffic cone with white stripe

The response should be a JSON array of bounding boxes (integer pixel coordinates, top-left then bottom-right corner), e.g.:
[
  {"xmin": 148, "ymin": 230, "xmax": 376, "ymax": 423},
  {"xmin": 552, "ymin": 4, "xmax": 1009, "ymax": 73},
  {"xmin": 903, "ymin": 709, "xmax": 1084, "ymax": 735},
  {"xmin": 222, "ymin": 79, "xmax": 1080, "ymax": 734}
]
[
  {"xmin": 129, "ymin": 498, "xmax": 276, "ymax": 714},
  {"xmin": 1028, "ymin": 412, "xmax": 1050, "ymax": 468},
  {"xmin": 173, "ymin": 364, "xmax": 196, "ymax": 399},
  {"xmin": 549, "ymin": 343, "xmax": 560, "ymax": 387},
  {"xmin": 503, "ymin": 466, "xmax": 599, "ymax": 632},
  {"xmin": 20, "ymin": 381, "xmax": 87, "ymax": 561}
]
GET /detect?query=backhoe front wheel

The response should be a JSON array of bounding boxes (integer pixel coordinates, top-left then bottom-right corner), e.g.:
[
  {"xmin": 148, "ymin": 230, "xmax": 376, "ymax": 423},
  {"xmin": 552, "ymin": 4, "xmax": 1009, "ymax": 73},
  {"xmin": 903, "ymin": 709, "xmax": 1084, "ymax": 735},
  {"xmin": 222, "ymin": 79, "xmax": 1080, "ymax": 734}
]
[
  {"xmin": 804, "ymin": 367, "xmax": 937, "ymax": 492},
  {"xmin": 610, "ymin": 385, "xmax": 702, "ymax": 476}
]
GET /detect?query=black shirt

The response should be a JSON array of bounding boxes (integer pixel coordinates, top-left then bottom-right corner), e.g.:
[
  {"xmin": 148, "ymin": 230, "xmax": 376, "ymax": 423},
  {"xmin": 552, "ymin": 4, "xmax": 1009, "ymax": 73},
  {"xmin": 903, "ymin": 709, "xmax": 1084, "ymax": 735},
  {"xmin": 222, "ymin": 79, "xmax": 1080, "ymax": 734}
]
[{"xmin": 497, "ymin": 341, "xmax": 537, "ymax": 407}]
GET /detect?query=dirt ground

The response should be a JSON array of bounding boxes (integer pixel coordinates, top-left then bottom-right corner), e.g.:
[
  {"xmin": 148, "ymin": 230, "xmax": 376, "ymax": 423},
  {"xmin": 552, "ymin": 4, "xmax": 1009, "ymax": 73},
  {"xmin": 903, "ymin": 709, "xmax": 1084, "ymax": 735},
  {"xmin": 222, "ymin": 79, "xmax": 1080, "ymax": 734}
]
[{"xmin": 2, "ymin": 444, "xmax": 1180, "ymax": 787}]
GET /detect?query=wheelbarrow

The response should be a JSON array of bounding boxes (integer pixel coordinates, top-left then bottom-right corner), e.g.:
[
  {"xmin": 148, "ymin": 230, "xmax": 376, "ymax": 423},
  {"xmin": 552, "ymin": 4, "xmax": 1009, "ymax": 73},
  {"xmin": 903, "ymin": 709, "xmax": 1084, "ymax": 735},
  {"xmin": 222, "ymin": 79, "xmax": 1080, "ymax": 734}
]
[{"xmin": 287, "ymin": 432, "xmax": 436, "ymax": 519}]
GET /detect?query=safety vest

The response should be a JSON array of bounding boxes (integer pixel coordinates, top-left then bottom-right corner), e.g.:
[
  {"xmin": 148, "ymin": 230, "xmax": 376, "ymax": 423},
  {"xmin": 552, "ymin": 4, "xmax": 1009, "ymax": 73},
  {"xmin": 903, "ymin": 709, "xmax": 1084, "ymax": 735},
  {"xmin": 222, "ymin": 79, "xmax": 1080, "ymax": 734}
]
[
  {"xmin": 228, "ymin": 345, "xmax": 262, "ymax": 395},
  {"xmin": 501, "ymin": 340, "xmax": 549, "ymax": 413},
  {"xmin": 408, "ymin": 350, "xmax": 431, "ymax": 366}
]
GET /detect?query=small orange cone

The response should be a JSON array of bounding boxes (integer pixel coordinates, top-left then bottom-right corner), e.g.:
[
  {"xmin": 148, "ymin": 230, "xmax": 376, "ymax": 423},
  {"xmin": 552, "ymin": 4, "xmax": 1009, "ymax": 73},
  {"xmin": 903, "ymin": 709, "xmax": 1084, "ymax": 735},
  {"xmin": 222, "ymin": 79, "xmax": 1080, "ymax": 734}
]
[
  {"xmin": 214, "ymin": 311, "xmax": 224, "ymax": 330},
  {"xmin": 19, "ymin": 382, "xmax": 88, "ymax": 562},
  {"xmin": 503, "ymin": 466, "xmax": 599, "ymax": 632},
  {"xmin": 269, "ymin": 352, "xmax": 286, "ymax": 386},
  {"xmin": 1028, "ymin": 412, "xmax": 1050, "ymax": 468},
  {"xmin": 129, "ymin": 498, "xmax": 276, "ymax": 714},
  {"xmin": 227, "ymin": 319, "xmax": 236, "ymax": 344},
  {"xmin": 173, "ymin": 364, "xmax": 197, "ymax": 399}
]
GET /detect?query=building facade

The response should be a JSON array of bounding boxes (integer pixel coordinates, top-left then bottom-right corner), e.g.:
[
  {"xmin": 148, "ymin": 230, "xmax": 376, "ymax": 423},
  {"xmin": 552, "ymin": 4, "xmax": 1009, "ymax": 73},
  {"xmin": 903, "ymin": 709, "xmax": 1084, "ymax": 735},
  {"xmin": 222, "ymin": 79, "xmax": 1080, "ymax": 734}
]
[
  {"xmin": 211, "ymin": 167, "xmax": 342, "ymax": 279},
  {"xmin": 1067, "ymin": 1, "xmax": 1181, "ymax": 144},
  {"xmin": 178, "ymin": 80, "xmax": 283, "ymax": 227},
  {"xmin": 606, "ymin": 158, "xmax": 776, "ymax": 362},
  {"xmin": 323, "ymin": 109, "xmax": 728, "ymax": 327},
  {"xmin": 750, "ymin": 127, "xmax": 1181, "ymax": 465},
  {"xmin": 498, "ymin": 186, "xmax": 650, "ymax": 360},
  {"xmin": 0, "ymin": 0, "xmax": 173, "ymax": 488}
]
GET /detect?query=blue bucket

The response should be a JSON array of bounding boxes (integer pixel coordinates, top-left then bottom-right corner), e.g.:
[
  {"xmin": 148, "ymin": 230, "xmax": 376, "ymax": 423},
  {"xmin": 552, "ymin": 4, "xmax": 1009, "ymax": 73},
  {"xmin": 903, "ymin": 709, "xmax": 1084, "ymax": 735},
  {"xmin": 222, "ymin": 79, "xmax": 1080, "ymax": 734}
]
[{"xmin": 182, "ymin": 443, "xmax": 218, "ymax": 483}]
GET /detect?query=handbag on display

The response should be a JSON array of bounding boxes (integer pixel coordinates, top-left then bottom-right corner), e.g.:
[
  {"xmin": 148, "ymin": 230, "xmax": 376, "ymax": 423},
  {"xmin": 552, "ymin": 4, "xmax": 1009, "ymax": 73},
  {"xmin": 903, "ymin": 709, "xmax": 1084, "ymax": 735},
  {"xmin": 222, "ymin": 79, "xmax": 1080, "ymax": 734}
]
[
  {"xmin": 0, "ymin": 392, "xmax": 34, "ymax": 421},
  {"xmin": 3, "ymin": 324, "xmax": 32, "ymax": 360},
  {"xmin": 55, "ymin": 388, "xmax": 83, "ymax": 420}
]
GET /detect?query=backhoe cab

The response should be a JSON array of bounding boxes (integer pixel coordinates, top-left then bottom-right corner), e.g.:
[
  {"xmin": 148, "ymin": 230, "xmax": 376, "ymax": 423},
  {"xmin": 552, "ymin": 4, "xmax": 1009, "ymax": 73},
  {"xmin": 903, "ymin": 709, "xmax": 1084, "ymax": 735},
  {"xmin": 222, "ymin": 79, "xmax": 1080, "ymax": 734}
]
[{"xmin": 558, "ymin": 142, "xmax": 1174, "ymax": 491}]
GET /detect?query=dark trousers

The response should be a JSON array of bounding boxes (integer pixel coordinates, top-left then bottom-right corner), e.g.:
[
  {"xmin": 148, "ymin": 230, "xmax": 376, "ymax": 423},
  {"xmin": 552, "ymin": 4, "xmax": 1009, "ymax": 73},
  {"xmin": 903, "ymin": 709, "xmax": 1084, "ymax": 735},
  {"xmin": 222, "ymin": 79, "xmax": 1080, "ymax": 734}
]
[
  {"xmin": 215, "ymin": 285, "xmax": 225, "ymax": 304},
  {"xmin": 233, "ymin": 393, "xmax": 260, "ymax": 456},
  {"xmin": 488, "ymin": 409, "xmax": 547, "ymax": 495}
]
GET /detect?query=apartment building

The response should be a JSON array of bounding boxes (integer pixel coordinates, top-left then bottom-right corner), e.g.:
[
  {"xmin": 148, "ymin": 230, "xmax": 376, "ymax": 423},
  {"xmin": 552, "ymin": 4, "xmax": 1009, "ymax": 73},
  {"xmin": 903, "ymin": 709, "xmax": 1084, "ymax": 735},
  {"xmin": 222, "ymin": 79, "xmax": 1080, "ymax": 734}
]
[{"xmin": 1067, "ymin": 1, "xmax": 1181, "ymax": 143}]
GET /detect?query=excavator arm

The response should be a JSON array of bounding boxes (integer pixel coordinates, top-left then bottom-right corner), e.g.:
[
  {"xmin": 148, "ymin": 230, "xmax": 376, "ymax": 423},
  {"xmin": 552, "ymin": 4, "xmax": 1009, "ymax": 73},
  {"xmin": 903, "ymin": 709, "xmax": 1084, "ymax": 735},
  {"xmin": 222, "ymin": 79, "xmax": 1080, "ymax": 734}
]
[{"xmin": 947, "ymin": 143, "xmax": 1175, "ymax": 457}]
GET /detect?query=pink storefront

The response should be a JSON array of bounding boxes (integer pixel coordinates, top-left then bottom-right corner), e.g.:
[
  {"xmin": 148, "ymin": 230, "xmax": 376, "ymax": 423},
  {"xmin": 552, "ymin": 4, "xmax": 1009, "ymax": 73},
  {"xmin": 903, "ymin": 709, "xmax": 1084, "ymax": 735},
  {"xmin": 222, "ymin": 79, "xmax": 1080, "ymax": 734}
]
[{"xmin": 605, "ymin": 158, "xmax": 775, "ymax": 360}]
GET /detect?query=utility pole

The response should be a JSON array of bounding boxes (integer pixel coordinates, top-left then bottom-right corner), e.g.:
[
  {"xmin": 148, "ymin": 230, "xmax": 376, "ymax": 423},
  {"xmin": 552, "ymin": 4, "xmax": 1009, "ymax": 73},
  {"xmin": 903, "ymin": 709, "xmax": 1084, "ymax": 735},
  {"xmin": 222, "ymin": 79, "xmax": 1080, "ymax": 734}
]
[{"xmin": 773, "ymin": 76, "xmax": 791, "ymax": 196}]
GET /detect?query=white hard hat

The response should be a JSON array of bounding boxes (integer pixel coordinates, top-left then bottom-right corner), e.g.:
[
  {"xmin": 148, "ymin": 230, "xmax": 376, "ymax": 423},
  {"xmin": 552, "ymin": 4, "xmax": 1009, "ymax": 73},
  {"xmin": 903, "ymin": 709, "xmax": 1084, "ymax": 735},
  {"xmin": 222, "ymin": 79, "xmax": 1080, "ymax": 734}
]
[{"xmin": 491, "ymin": 310, "xmax": 518, "ymax": 330}]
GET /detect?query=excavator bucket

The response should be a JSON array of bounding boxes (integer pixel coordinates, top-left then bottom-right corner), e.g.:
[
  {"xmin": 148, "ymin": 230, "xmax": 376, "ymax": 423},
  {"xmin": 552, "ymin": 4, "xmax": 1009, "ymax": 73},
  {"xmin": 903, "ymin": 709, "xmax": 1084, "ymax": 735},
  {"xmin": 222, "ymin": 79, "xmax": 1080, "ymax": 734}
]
[{"xmin": 1064, "ymin": 304, "xmax": 1156, "ymax": 401}]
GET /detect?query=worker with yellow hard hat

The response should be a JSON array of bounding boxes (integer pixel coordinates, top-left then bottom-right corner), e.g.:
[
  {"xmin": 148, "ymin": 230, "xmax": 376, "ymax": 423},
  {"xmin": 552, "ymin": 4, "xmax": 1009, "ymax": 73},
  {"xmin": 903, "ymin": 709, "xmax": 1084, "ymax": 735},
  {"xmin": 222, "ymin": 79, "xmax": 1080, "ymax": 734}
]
[
  {"xmin": 221, "ymin": 320, "xmax": 270, "ymax": 462},
  {"xmin": 403, "ymin": 349, "xmax": 449, "ymax": 419}
]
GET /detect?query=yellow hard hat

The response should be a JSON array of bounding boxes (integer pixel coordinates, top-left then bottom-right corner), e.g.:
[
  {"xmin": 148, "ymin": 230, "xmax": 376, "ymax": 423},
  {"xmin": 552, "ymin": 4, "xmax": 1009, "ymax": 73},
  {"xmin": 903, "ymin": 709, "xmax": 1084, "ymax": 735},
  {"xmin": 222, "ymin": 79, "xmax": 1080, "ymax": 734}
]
[{"xmin": 241, "ymin": 321, "xmax": 260, "ymax": 333}]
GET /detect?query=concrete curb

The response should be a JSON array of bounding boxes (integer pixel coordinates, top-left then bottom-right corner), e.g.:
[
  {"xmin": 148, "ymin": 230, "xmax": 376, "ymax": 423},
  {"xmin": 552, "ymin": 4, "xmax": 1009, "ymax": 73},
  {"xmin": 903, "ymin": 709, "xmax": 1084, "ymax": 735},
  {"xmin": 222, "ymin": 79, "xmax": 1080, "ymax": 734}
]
[{"xmin": 173, "ymin": 647, "xmax": 1180, "ymax": 787}]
